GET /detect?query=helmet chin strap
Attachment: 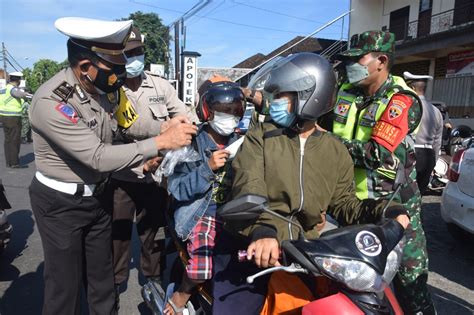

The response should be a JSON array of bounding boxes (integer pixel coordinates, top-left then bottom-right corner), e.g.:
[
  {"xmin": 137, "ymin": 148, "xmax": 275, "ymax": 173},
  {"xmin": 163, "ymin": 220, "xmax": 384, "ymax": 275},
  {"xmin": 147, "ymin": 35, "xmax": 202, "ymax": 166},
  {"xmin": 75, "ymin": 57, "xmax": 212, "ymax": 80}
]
[{"xmin": 294, "ymin": 120, "xmax": 305, "ymax": 131}]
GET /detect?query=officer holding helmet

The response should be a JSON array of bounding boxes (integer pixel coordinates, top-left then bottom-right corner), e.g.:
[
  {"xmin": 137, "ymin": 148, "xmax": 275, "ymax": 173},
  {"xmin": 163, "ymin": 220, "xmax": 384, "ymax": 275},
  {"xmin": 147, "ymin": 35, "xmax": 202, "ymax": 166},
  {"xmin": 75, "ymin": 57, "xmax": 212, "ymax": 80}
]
[
  {"xmin": 212, "ymin": 53, "xmax": 410, "ymax": 314},
  {"xmin": 28, "ymin": 17, "xmax": 196, "ymax": 314}
]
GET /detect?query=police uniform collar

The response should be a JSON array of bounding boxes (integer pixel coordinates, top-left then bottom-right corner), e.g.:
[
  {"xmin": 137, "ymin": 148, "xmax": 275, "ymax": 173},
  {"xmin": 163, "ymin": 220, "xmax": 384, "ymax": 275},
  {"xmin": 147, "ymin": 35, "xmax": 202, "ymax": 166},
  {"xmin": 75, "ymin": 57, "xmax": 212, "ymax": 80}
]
[{"xmin": 140, "ymin": 72, "xmax": 153, "ymax": 87}]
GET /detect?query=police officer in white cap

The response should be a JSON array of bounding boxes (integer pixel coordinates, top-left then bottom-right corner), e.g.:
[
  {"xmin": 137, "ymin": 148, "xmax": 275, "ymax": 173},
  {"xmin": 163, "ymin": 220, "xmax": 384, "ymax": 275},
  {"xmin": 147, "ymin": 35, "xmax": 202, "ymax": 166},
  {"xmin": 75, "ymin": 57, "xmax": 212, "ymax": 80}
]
[
  {"xmin": 0, "ymin": 71, "xmax": 31, "ymax": 168},
  {"xmin": 404, "ymin": 71, "xmax": 443, "ymax": 193},
  {"xmin": 29, "ymin": 17, "xmax": 197, "ymax": 315}
]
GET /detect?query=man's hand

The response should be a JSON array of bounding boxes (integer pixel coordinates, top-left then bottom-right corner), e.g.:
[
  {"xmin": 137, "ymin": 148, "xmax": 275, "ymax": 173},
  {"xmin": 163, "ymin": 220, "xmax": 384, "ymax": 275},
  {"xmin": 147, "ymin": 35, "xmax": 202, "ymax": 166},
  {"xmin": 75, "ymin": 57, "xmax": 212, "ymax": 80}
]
[
  {"xmin": 143, "ymin": 156, "xmax": 163, "ymax": 173},
  {"xmin": 247, "ymin": 238, "xmax": 281, "ymax": 268},
  {"xmin": 155, "ymin": 121, "xmax": 197, "ymax": 150},
  {"xmin": 208, "ymin": 150, "xmax": 230, "ymax": 171},
  {"xmin": 160, "ymin": 115, "xmax": 192, "ymax": 134},
  {"xmin": 395, "ymin": 214, "xmax": 410, "ymax": 229},
  {"xmin": 241, "ymin": 87, "xmax": 263, "ymax": 112}
]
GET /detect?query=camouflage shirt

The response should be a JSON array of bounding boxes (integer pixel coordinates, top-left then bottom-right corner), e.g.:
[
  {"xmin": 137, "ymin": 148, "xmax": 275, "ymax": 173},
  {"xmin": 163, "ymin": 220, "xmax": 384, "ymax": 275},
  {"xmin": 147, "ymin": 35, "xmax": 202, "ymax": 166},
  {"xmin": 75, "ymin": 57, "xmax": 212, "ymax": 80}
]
[{"xmin": 332, "ymin": 75, "xmax": 422, "ymax": 203}]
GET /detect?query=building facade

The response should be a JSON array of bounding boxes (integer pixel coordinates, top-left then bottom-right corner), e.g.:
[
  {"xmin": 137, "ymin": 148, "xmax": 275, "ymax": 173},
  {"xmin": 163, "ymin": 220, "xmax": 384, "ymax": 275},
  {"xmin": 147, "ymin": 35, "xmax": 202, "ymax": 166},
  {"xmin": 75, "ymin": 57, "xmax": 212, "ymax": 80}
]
[{"xmin": 350, "ymin": 0, "xmax": 474, "ymax": 116}]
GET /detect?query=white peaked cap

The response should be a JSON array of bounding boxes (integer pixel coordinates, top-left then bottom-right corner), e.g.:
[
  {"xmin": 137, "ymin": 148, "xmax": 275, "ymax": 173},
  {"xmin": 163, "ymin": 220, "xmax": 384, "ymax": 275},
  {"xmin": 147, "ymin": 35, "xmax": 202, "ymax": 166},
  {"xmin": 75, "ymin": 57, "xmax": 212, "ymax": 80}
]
[
  {"xmin": 55, "ymin": 17, "xmax": 132, "ymax": 44},
  {"xmin": 9, "ymin": 71, "xmax": 23, "ymax": 77},
  {"xmin": 403, "ymin": 71, "xmax": 433, "ymax": 81},
  {"xmin": 54, "ymin": 17, "xmax": 133, "ymax": 64}
]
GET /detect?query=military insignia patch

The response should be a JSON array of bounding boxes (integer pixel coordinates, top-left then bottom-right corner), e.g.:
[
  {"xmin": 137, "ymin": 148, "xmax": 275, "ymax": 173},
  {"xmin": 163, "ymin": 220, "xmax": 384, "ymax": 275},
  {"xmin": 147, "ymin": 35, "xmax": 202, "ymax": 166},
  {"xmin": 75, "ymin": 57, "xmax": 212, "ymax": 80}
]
[
  {"xmin": 388, "ymin": 98, "xmax": 407, "ymax": 120},
  {"xmin": 362, "ymin": 104, "xmax": 379, "ymax": 120},
  {"xmin": 335, "ymin": 99, "xmax": 351, "ymax": 117},
  {"xmin": 55, "ymin": 103, "xmax": 79, "ymax": 124}
]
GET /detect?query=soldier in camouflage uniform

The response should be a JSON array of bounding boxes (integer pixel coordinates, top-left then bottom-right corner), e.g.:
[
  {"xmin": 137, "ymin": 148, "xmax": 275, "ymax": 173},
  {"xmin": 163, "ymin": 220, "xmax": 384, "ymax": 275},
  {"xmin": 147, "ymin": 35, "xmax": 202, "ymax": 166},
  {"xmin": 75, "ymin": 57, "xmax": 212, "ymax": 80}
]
[
  {"xmin": 326, "ymin": 31, "xmax": 436, "ymax": 315},
  {"xmin": 21, "ymin": 99, "xmax": 32, "ymax": 143}
]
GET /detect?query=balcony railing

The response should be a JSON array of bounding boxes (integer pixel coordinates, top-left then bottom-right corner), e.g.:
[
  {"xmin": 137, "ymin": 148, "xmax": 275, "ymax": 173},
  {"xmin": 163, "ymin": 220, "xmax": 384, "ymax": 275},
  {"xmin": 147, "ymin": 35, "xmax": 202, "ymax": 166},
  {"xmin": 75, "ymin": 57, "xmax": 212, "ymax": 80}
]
[{"xmin": 392, "ymin": 2, "xmax": 474, "ymax": 41}]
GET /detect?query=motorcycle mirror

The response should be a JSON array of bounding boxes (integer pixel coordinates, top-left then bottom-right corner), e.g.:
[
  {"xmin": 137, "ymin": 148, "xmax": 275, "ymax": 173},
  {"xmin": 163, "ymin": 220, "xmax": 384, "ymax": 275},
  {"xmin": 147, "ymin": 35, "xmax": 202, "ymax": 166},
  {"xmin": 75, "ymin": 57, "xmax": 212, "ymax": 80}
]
[
  {"xmin": 393, "ymin": 165, "xmax": 407, "ymax": 191},
  {"xmin": 451, "ymin": 125, "xmax": 472, "ymax": 139},
  {"xmin": 218, "ymin": 194, "xmax": 267, "ymax": 221}
]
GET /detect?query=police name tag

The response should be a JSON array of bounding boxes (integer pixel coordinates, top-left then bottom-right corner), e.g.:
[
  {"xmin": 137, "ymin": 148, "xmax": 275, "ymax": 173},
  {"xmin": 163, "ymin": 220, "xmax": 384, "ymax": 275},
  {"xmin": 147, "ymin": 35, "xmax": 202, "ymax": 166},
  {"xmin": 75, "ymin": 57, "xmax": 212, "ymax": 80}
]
[{"xmin": 149, "ymin": 95, "xmax": 165, "ymax": 104}]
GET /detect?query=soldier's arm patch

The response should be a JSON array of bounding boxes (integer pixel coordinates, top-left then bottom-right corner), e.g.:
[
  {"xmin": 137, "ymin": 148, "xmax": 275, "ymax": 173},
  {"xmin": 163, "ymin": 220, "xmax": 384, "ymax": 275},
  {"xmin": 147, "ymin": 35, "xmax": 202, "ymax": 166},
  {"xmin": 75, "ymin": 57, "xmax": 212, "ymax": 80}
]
[
  {"xmin": 372, "ymin": 93, "xmax": 413, "ymax": 152},
  {"xmin": 55, "ymin": 103, "xmax": 79, "ymax": 124}
]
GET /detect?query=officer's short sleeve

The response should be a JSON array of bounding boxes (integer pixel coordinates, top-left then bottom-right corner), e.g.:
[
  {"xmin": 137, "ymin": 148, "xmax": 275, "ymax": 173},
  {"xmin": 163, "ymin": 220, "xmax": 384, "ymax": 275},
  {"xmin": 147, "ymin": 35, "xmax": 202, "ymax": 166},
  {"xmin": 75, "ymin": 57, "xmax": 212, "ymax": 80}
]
[{"xmin": 30, "ymin": 96, "xmax": 157, "ymax": 173}]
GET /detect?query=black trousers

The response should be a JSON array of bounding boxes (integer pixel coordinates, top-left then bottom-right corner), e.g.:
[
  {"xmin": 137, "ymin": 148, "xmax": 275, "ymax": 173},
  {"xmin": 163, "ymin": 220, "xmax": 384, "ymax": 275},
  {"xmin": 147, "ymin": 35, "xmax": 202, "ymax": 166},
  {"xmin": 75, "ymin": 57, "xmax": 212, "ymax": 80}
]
[
  {"xmin": 29, "ymin": 177, "xmax": 116, "ymax": 315},
  {"xmin": 415, "ymin": 148, "xmax": 436, "ymax": 194},
  {"xmin": 104, "ymin": 178, "xmax": 167, "ymax": 285},
  {"xmin": 0, "ymin": 115, "xmax": 21, "ymax": 166}
]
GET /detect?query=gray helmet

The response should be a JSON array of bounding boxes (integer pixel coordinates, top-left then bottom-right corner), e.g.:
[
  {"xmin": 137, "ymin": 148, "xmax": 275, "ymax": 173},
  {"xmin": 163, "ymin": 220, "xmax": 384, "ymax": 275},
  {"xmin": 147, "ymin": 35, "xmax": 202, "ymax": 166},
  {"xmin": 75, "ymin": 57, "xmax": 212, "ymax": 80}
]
[
  {"xmin": 247, "ymin": 56, "xmax": 283, "ymax": 90},
  {"xmin": 263, "ymin": 52, "xmax": 336, "ymax": 121}
]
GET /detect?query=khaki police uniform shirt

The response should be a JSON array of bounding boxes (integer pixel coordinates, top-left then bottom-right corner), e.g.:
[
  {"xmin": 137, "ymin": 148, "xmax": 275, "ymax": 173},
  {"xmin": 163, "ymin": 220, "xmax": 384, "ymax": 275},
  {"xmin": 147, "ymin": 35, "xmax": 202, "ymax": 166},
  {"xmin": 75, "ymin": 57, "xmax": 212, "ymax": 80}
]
[
  {"xmin": 112, "ymin": 71, "xmax": 198, "ymax": 182},
  {"xmin": 29, "ymin": 67, "xmax": 158, "ymax": 184},
  {"xmin": 118, "ymin": 71, "xmax": 198, "ymax": 141}
]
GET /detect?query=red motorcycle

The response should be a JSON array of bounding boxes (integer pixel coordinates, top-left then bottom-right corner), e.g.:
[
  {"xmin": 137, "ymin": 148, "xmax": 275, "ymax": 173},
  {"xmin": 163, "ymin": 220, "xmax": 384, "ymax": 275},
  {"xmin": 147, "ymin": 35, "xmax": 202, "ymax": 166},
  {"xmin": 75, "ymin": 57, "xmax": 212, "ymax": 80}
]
[{"xmin": 219, "ymin": 195, "xmax": 405, "ymax": 315}]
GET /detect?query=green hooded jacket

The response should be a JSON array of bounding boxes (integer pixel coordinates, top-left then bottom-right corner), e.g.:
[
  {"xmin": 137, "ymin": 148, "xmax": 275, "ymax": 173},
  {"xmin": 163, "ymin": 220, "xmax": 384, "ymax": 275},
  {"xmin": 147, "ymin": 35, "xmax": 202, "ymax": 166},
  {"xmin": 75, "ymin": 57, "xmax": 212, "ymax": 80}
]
[{"xmin": 227, "ymin": 121, "xmax": 400, "ymax": 242}]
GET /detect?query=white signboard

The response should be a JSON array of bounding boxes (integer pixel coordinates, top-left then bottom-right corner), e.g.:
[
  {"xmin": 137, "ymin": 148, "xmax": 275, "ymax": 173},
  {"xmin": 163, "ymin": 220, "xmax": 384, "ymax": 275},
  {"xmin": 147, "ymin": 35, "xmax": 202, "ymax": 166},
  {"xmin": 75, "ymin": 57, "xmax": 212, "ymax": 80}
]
[
  {"xmin": 182, "ymin": 54, "xmax": 199, "ymax": 106},
  {"xmin": 0, "ymin": 79, "xmax": 6, "ymax": 90},
  {"xmin": 150, "ymin": 63, "xmax": 165, "ymax": 77}
]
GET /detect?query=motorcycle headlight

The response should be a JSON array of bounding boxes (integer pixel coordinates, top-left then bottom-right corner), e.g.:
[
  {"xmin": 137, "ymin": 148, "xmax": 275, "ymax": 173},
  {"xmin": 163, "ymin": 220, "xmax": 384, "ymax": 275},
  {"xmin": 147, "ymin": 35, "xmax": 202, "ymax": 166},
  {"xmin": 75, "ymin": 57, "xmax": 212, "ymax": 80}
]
[
  {"xmin": 382, "ymin": 238, "xmax": 404, "ymax": 284},
  {"xmin": 313, "ymin": 256, "xmax": 385, "ymax": 292},
  {"xmin": 313, "ymin": 239, "xmax": 405, "ymax": 293}
]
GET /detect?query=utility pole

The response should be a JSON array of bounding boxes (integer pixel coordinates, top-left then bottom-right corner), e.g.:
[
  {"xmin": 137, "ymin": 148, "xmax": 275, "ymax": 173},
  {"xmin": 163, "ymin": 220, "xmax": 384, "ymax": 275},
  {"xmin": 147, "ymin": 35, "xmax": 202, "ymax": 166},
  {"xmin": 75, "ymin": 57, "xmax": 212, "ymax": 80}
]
[
  {"xmin": 174, "ymin": 21, "xmax": 180, "ymax": 82},
  {"xmin": 2, "ymin": 42, "xmax": 7, "ymax": 73}
]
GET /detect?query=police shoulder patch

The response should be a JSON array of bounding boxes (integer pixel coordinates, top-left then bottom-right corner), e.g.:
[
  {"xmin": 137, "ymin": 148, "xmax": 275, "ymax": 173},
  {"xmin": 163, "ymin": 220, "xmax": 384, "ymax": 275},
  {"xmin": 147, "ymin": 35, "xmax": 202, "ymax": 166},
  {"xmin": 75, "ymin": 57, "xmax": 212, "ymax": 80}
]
[{"xmin": 55, "ymin": 103, "xmax": 79, "ymax": 124}]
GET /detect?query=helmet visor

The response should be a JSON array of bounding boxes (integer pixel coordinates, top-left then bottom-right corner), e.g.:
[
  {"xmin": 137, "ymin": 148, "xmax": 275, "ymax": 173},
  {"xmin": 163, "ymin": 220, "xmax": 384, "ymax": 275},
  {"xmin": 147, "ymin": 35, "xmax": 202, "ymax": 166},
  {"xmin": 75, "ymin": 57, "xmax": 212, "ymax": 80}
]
[
  {"xmin": 248, "ymin": 56, "xmax": 284, "ymax": 90},
  {"xmin": 264, "ymin": 58, "xmax": 317, "ymax": 111},
  {"xmin": 203, "ymin": 82, "xmax": 246, "ymax": 118}
]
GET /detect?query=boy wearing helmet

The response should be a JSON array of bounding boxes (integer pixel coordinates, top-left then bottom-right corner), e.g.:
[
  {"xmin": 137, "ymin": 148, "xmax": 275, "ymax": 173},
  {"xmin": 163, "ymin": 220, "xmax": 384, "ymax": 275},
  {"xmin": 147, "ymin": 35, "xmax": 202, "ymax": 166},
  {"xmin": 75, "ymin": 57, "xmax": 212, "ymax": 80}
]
[
  {"xmin": 212, "ymin": 53, "xmax": 410, "ymax": 314},
  {"xmin": 165, "ymin": 80, "xmax": 245, "ymax": 314}
]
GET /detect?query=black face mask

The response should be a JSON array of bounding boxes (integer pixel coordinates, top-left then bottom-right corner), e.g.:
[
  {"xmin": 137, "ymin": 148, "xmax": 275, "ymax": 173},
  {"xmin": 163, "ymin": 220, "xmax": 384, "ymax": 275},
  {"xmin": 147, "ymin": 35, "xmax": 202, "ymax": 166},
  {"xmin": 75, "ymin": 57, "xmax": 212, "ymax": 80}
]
[{"xmin": 87, "ymin": 63, "xmax": 126, "ymax": 94}]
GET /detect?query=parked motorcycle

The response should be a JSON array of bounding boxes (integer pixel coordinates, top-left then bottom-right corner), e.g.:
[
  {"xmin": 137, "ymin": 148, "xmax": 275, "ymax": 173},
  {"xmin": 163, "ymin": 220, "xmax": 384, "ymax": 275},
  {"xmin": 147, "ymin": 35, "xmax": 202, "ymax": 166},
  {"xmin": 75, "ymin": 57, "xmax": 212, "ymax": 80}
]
[
  {"xmin": 446, "ymin": 125, "xmax": 472, "ymax": 156},
  {"xmin": 0, "ymin": 179, "xmax": 12, "ymax": 254},
  {"xmin": 428, "ymin": 154, "xmax": 450, "ymax": 192},
  {"xmin": 219, "ymin": 194, "xmax": 405, "ymax": 315}
]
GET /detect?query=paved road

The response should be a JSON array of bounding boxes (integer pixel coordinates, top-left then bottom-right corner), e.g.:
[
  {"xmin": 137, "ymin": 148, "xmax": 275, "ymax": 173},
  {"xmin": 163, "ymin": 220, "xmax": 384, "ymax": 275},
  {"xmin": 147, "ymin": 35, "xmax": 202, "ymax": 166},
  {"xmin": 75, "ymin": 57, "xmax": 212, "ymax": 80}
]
[{"xmin": 0, "ymin": 128, "xmax": 473, "ymax": 314}]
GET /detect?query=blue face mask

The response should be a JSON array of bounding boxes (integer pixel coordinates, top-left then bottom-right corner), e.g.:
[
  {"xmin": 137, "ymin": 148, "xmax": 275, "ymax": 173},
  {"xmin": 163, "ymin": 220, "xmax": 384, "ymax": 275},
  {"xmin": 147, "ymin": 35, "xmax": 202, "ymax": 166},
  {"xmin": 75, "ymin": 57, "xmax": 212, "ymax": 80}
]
[
  {"xmin": 125, "ymin": 54, "xmax": 145, "ymax": 78},
  {"xmin": 269, "ymin": 98, "xmax": 296, "ymax": 127}
]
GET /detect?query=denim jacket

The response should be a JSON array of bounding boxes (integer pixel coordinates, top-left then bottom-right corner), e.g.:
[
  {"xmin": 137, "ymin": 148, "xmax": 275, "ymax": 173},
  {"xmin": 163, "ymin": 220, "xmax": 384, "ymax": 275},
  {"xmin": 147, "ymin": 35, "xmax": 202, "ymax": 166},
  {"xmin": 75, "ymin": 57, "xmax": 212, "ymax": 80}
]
[{"xmin": 168, "ymin": 125, "xmax": 238, "ymax": 240}]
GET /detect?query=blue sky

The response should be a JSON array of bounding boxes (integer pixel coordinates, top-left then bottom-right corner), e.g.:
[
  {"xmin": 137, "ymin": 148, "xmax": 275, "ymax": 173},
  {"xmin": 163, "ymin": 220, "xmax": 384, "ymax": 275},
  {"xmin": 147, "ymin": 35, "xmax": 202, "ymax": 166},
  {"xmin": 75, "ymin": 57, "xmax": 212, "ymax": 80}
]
[{"xmin": 0, "ymin": 0, "xmax": 350, "ymax": 72}]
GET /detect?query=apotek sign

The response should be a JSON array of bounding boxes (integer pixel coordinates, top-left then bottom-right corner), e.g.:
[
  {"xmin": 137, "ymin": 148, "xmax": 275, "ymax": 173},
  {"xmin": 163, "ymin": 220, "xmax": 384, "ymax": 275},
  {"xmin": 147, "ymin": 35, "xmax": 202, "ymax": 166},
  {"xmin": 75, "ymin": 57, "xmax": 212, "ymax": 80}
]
[{"xmin": 181, "ymin": 51, "xmax": 201, "ymax": 106}]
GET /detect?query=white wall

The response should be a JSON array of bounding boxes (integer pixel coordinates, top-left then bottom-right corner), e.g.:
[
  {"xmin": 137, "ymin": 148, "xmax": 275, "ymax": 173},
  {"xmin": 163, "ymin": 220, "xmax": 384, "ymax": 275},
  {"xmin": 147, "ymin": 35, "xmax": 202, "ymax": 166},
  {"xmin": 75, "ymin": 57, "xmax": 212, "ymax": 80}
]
[
  {"xmin": 432, "ymin": 0, "xmax": 455, "ymax": 15},
  {"xmin": 350, "ymin": 0, "xmax": 456, "ymax": 36},
  {"xmin": 350, "ymin": 0, "xmax": 383, "ymax": 36}
]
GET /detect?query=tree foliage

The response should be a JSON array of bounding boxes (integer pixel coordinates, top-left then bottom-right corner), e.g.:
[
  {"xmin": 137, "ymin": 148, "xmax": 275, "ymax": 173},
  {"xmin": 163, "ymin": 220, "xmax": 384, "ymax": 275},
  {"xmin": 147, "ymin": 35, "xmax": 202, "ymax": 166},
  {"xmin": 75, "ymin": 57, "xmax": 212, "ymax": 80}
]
[
  {"xmin": 121, "ymin": 11, "xmax": 170, "ymax": 70},
  {"xmin": 24, "ymin": 59, "xmax": 68, "ymax": 93}
]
